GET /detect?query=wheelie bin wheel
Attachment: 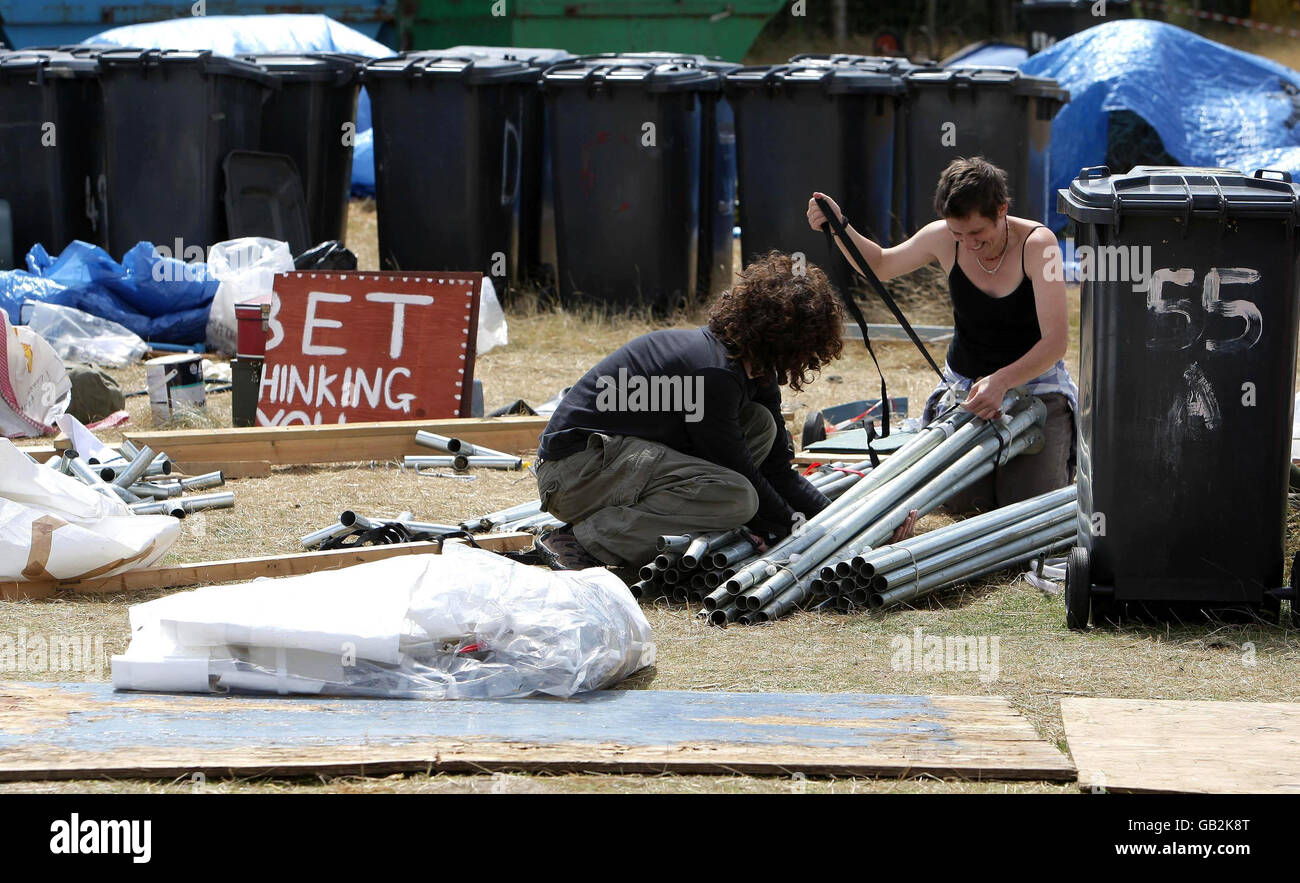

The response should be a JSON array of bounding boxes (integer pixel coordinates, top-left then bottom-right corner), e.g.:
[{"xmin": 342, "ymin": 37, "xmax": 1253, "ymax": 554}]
[
  {"xmin": 802, "ymin": 410, "xmax": 827, "ymax": 448},
  {"xmin": 1065, "ymin": 545, "xmax": 1091, "ymax": 630}
]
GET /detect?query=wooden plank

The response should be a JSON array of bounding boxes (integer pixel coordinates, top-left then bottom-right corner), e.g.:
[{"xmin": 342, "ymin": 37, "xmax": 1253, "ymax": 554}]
[
  {"xmin": 1062, "ymin": 697, "xmax": 1300, "ymax": 794},
  {"xmin": 173, "ymin": 461, "xmax": 273, "ymax": 479},
  {"xmin": 0, "ymin": 686, "xmax": 1074, "ymax": 782},
  {"xmin": 0, "ymin": 533, "xmax": 533, "ymax": 601},
  {"xmin": 122, "ymin": 416, "xmax": 547, "ymax": 465},
  {"xmin": 12, "ymin": 444, "xmax": 60, "ymax": 459},
  {"xmin": 792, "ymin": 452, "xmax": 873, "ymax": 465}
]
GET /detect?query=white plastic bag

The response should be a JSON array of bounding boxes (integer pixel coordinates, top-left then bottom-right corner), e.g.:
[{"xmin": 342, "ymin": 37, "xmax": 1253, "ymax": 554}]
[
  {"xmin": 113, "ymin": 543, "xmax": 656, "ymax": 699},
  {"xmin": 54, "ymin": 414, "xmax": 119, "ymax": 464},
  {"xmin": 1022, "ymin": 556, "xmax": 1067, "ymax": 596},
  {"xmin": 0, "ymin": 439, "xmax": 180, "ymax": 581},
  {"xmin": 0, "ymin": 307, "xmax": 70, "ymax": 438},
  {"xmin": 204, "ymin": 237, "xmax": 295, "ymax": 355},
  {"xmin": 23, "ymin": 301, "xmax": 148, "ymax": 367},
  {"xmin": 476, "ymin": 277, "xmax": 508, "ymax": 355}
]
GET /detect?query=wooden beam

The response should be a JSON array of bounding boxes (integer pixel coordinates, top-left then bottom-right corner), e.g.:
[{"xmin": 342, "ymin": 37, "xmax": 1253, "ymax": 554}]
[
  {"xmin": 0, "ymin": 532, "xmax": 533, "ymax": 601},
  {"xmin": 122, "ymin": 416, "xmax": 548, "ymax": 465},
  {"xmin": 173, "ymin": 461, "xmax": 272, "ymax": 479}
]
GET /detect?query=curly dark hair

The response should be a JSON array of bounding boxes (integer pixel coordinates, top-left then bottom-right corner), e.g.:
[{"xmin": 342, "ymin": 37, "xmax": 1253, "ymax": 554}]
[
  {"xmin": 934, "ymin": 156, "xmax": 1010, "ymax": 221},
  {"xmin": 707, "ymin": 251, "xmax": 844, "ymax": 392}
]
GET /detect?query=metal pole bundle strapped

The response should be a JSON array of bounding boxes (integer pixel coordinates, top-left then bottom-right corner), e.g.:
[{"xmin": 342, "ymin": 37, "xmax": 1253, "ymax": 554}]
[{"xmin": 752, "ymin": 397, "xmax": 1049, "ymax": 621}]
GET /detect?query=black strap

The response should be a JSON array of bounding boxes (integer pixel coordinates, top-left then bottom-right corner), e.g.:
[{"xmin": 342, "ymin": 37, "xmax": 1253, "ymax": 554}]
[{"xmin": 816, "ymin": 198, "xmax": 950, "ymax": 438}]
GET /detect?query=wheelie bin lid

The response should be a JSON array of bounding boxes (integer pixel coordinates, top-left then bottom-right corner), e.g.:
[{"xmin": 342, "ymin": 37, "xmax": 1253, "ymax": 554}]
[
  {"xmin": 723, "ymin": 62, "xmax": 905, "ymax": 96},
  {"xmin": 1059, "ymin": 165, "xmax": 1300, "ymax": 225},
  {"xmin": 239, "ymin": 53, "xmax": 364, "ymax": 86},
  {"xmin": 0, "ymin": 46, "xmax": 103, "ymax": 78},
  {"xmin": 1015, "ymin": 0, "xmax": 1131, "ymax": 8},
  {"xmin": 437, "ymin": 46, "xmax": 573, "ymax": 67},
  {"xmin": 579, "ymin": 51, "xmax": 742, "ymax": 74},
  {"xmin": 96, "ymin": 48, "xmax": 276, "ymax": 87},
  {"xmin": 222, "ymin": 150, "xmax": 312, "ymax": 256},
  {"xmin": 787, "ymin": 53, "xmax": 934, "ymax": 74},
  {"xmin": 542, "ymin": 58, "xmax": 722, "ymax": 93},
  {"xmin": 362, "ymin": 52, "xmax": 539, "ymax": 86},
  {"xmin": 903, "ymin": 65, "xmax": 1068, "ymax": 102}
]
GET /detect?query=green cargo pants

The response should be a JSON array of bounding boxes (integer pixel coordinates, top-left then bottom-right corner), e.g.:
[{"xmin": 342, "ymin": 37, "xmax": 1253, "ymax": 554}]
[{"xmin": 535, "ymin": 403, "xmax": 778, "ymax": 566}]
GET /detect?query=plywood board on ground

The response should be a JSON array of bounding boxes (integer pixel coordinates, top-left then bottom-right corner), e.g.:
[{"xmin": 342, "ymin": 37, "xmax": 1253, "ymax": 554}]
[
  {"xmin": 0, "ymin": 686, "xmax": 1074, "ymax": 782},
  {"xmin": 1062, "ymin": 697, "xmax": 1300, "ymax": 793}
]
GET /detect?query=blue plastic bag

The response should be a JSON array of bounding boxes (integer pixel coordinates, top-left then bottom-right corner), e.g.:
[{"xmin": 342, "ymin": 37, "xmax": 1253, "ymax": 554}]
[
  {"xmin": 351, "ymin": 127, "xmax": 376, "ymax": 197},
  {"xmin": 0, "ymin": 271, "xmax": 79, "ymax": 327},
  {"xmin": 17, "ymin": 240, "xmax": 219, "ymax": 344}
]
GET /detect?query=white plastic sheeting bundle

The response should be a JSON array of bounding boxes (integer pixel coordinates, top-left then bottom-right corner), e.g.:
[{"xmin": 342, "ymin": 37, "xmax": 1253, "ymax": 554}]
[
  {"xmin": 112, "ymin": 543, "xmax": 656, "ymax": 699},
  {"xmin": 0, "ymin": 307, "xmax": 70, "ymax": 437},
  {"xmin": 0, "ymin": 440, "xmax": 180, "ymax": 581}
]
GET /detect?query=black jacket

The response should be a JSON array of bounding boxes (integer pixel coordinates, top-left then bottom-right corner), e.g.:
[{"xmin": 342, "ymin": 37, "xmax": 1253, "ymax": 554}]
[{"xmin": 537, "ymin": 326, "xmax": 828, "ymax": 537}]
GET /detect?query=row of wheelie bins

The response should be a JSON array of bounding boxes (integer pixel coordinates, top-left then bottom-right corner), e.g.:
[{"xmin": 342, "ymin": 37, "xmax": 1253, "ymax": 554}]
[
  {"xmin": 366, "ymin": 49, "xmax": 1066, "ymax": 310},
  {"xmin": 1, "ymin": 44, "xmax": 1068, "ymax": 314},
  {"xmin": 0, "ymin": 46, "xmax": 362, "ymax": 267}
]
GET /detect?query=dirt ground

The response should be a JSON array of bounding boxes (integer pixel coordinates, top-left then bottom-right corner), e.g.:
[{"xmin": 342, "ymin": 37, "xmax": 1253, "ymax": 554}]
[{"xmin": 6, "ymin": 23, "xmax": 1300, "ymax": 793}]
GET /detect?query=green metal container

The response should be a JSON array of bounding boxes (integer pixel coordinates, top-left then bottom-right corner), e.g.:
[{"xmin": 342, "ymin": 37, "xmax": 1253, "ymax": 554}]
[{"xmin": 403, "ymin": 0, "xmax": 785, "ymax": 61}]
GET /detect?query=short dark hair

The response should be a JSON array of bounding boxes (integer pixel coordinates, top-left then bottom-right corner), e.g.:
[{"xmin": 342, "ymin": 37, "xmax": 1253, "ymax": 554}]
[
  {"xmin": 707, "ymin": 252, "xmax": 843, "ymax": 392},
  {"xmin": 933, "ymin": 156, "xmax": 1010, "ymax": 221}
]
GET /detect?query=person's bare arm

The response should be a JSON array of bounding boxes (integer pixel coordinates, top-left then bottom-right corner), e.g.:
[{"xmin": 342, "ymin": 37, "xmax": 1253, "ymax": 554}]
[
  {"xmin": 962, "ymin": 227, "xmax": 1070, "ymax": 420},
  {"xmin": 806, "ymin": 192, "xmax": 946, "ymax": 281}
]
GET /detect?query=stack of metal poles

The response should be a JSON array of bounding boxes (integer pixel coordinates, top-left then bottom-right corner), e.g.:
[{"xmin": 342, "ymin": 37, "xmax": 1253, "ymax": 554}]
[
  {"xmin": 631, "ymin": 528, "xmax": 760, "ymax": 602},
  {"xmin": 863, "ymin": 485, "xmax": 1076, "ymax": 610},
  {"xmin": 698, "ymin": 390, "xmax": 1048, "ymax": 625},
  {"xmin": 404, "ymin": 431, "xmax": 524, "ymax": 471},
  {"xmin": 39, "ymin": 441, "xmax": 232, "ymax": 518},
  {"xmin": 301, "ymin": 510, "xmax": 463, "ymax": 549},
  {"xmin": 799, "ymin": 484, "xmax": 1075, "ymax": 612}
]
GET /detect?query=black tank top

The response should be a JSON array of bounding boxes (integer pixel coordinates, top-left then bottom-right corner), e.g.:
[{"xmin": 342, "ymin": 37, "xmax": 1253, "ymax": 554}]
[{"xmin": 945, "ymin": 225, "xmax": 1044, "ymax": 380}]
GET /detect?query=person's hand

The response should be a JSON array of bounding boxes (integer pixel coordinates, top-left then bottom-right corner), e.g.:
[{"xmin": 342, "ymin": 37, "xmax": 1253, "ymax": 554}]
[
  {"xmin": 890, "ymin": 509, "xmax": 919, "ymax": 544},
  {"xmin": 748, "ymin": 532, "xmax": 769, "ymax": 554},
  {"xmin": 807, "ymin": 192, "xmax": 843, "ymax": 232},
  {"xmin": 962, "ymin": 374, "xmax": 1009, "ymax": 421}
]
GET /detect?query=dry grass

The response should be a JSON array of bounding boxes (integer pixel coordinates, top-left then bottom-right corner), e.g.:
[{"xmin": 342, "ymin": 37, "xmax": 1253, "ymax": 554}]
[{"xmin": 5, "ymin": 145, "xmax": 1300, "ymax": 796}]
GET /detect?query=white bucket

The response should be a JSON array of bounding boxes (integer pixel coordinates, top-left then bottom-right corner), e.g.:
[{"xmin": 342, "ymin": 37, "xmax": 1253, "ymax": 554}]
[{"xmin": 145, "ymin": 354, "xmax": 206, "ymax": 424}]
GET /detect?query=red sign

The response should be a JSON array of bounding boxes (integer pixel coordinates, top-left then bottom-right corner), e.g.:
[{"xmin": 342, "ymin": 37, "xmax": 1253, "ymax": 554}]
[{"xmin": 258, "ymin": 271, "xmax": 482, "ymax": 425}]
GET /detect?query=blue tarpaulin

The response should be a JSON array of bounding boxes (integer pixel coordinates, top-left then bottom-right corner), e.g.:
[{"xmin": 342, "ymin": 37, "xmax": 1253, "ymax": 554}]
[
  {"xmin": 1, "ymin": 241, "xmax": 219, "ymax": 344},
  {"xmin": 1021, "ymin": 19, "xmax": 1300, "ymax": 231},
  {"xmin": 83, "ymin": 14, "xmax": 393, "ymax": 194}
]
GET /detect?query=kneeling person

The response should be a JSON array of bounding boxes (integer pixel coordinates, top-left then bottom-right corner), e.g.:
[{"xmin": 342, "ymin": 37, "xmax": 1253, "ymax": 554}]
[{"xmin": 535, "ymin": 253, "xmax": 844, "ymax": 570}]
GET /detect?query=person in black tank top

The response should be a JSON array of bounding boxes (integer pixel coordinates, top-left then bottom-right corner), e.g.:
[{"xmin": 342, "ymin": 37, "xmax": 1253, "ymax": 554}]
[
  {"xmin": 947, "ymin": 226, "xmax": 1047, "ymax": 381},
  {"xmin": 807, "ymin": 156, "xmax": 1077, "ymax": 514}
]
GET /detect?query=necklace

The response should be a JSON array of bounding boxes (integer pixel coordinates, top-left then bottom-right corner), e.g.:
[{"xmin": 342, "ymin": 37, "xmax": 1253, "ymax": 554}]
[{"xmin": 975, "ymin": 216, "xmax": 1011, "ymax": 275}]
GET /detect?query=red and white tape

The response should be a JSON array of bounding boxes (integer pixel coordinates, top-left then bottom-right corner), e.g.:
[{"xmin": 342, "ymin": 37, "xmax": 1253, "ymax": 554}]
[{"xmin": 1149, "ymin": 2, "xmax": 1300, "ymax": 39}]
